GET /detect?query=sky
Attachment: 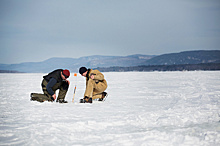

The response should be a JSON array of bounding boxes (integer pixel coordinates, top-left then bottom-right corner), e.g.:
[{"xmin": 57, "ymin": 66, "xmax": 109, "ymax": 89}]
[{"xmin": 0, "ymin": 0, "xmax": 220, "ymax": 64}]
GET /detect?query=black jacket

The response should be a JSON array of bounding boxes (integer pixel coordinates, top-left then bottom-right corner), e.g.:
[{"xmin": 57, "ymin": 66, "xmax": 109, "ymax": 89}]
[
  {"xmin": 43, "ymin": 69, "xmax": 64, "ymax": 96},
  {"xmin": 43, "ymin": 69, "xmax": 63, "ymax": 83}
]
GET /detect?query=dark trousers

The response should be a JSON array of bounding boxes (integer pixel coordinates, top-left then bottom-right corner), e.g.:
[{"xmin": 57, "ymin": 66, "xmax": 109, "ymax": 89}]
[{"xmin": 31, "ymin": 79, "xmax": 69, "ymax": 102}]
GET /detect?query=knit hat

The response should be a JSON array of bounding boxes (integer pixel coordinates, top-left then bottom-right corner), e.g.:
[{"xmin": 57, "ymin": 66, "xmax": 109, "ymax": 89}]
[
  {"xmin": 62, "ymin": 69, "xmax": 70, "ymax": 78},
  {"xmin": 79, "ymin": 67, "xmax": 87, "ymax": 75}
]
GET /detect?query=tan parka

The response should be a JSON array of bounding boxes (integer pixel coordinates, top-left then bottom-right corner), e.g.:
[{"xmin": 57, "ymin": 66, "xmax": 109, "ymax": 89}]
[
  {"xmin": 86, "ymin": 69, "xmax": 106, "ymax": 84},
  {"xmin": 84, "ymin": 69, "xmax": 107, "ymax": 99}
]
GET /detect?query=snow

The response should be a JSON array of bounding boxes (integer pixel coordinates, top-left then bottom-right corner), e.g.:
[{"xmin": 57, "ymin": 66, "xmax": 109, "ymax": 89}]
[{"xmin": 0, "ymin": 71, "xmax": 220, "ymax": 146}]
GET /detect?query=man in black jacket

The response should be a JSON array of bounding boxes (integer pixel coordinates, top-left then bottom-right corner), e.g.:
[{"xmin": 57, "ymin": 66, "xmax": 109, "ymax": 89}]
[{"xmin": 31, "ymin": 69, "xmax": 70, "ymax": 103}]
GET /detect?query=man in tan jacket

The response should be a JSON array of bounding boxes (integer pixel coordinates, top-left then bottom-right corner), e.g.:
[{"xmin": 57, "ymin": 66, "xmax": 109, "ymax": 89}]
[{"xmin": 79, "ymin": 67, "xmax": 108, "ymax": 103}]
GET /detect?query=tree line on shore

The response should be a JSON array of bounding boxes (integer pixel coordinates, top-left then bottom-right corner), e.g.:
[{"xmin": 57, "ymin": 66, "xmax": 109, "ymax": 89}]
[{"xmin": 95, "ymin": 63, "xmax": 220, "ymax": 72}]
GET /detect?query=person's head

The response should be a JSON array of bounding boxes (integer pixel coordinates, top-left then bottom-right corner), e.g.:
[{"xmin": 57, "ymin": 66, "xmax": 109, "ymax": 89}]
[
  {"xmin": 79, "ymin": 67, "xmax": 88, "ymax": 77},
  {"xmin": 61, "ymin": 69, "xmax": 70, "ymax": 80}
]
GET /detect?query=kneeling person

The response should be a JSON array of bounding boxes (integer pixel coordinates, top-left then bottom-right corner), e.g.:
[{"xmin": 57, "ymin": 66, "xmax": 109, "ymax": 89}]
[
  {"xmin": 79, "ymin": 67, "xmax": 108, "ymax": 103},
  {"xmin": 31, "ymin": 69, "xmax": 70, "ymax": 103}
]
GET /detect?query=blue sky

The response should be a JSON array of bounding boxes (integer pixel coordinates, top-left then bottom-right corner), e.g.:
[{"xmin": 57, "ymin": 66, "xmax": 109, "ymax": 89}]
[{"xmin": 0, "ymin": 0, "xmax": 220, "ymax": 64}]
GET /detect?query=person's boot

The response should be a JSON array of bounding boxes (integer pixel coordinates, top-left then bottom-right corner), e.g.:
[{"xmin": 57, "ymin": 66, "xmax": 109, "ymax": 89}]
[
  {"xmin": 98, "ymin": 92, "xmax": 108, "ymax": 101},
  {"xmin": 88, "ymin": 98, "xmax": 92, "ymax": 103},
  {"xmin": 30, "ymin": 93, "xmax": 37, "ymax": 101},
  {"xmin": 80, "ymin": 96, "xmax": 92, "ymax": 103},
  {"xmin": 80, "ymin": 99, "xmax": 85, "ymax": 103},
  {"xmin": 56, "ymin": 99, "xmax": 68, "ymax": 103}
]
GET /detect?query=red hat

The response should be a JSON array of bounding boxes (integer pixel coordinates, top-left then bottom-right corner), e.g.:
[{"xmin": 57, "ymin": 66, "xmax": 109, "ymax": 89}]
[{"xmin": 63, "ymin": 69, "xmax": 70, "ymax": 78}]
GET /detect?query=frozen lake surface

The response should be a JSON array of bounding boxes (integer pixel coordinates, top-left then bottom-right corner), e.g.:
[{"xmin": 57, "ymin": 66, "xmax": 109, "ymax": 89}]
[{"xmin": 0, "ymin": 71, "xmax": 220, "ymax": 145}]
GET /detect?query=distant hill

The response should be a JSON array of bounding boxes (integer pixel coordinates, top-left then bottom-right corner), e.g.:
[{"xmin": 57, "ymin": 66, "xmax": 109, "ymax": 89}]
[
  {"xmin": 0, "ymin": 50, "xmax": 219, "ymax": 73},
  {"xmin": 144, "ymin": 50, "xmax": 220, "ymax": 65},
  {"xmin": 0, "ymin": 54, "xmax": 155, "ymax": 73}
]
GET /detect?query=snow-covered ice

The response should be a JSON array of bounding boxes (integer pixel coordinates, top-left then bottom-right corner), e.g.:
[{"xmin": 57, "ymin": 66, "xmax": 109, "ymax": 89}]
[{"xmin": 0, "ymin": 71, "xmax": 220, "ymax": 146}]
